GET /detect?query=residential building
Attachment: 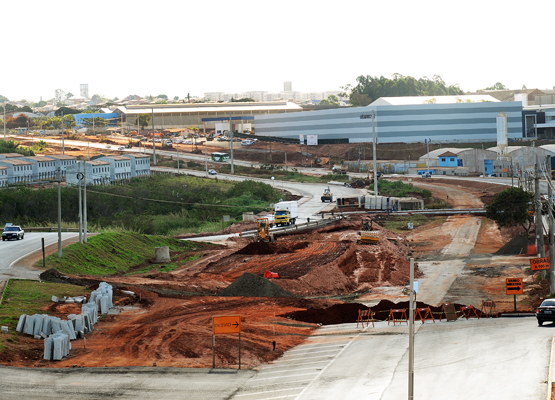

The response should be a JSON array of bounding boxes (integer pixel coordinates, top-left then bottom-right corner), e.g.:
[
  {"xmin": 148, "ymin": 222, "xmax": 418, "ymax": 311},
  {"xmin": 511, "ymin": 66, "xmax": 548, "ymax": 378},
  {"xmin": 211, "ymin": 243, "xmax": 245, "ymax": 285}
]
[
  {"xmin": 19, "ymin": 156, "xmax": 58, "ymax": 181},
  {"xmin": 0, "ymin": 159, "xmax": 33, "ymax": 184},
  {"xmin": 123, "ymin": 154, "xmax": 151, "ymax": 178},
  {"xmin": 95, "ymin": 155, "xmax": 132, "ymax": 181},
  {"xmin": 0, "ymin": 167, "xmax": 7, "ymax": 187},
  {"xmin": 46, "ymin": 155, "xmax": 78, "ymax": 177},
  {"xmin": 66, "ymin": 160, "xmax": 111, "ymax": 186}
]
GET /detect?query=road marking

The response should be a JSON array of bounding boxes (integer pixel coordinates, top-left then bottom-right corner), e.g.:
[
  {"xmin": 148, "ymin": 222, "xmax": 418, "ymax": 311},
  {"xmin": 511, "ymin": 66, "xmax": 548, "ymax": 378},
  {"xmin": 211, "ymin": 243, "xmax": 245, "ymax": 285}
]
[
  {"xmin": 233, "ymin": 387, "xmax": 306, "ymax": 397},
  {"xmin": 257, "ymin": 366, "xmax": 326, "ymax": 375},
  {"xmin": 293, "ymin": 335, "xmax": 361, "ymax": 400},
  {"xmin": 284, "ymin": 344, "xmax": 343, "ymax": 353},
  {"xmin": 251, "ymin": 372, "xmax": 318, "ymax": 381},
  {"xmin": 261, "ymin": 360, "xmax": 331, "ymax": 370},
  {"xmin": 280, "ymin": 349, "xmax": 341, "ymax": 358},
  {"xmin": 246, "ymin": 379, "xmax": 312, "ymax": 389},
  {"xmin": 270, "ymin": 354, "xmax": 333, "ymax": 362}
]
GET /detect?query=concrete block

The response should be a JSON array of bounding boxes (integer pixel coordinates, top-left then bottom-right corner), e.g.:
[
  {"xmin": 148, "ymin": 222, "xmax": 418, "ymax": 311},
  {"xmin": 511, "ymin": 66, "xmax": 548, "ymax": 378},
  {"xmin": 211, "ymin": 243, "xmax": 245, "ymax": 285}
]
[
  {"xmin": 51, "ymin": 296, "xmax": 59, "ymax": 302},
  {"xmin": 34, "ymin": 335, "xmax": 42, "ymax": 340},
  {"xmin": 33, "ymin": 315, "xmax": 44, "ymax": 336},
  {"xmin": 16, "ymin": 315, "xmax": 26, "ymax": 333},
  {"xmin": 40, "ymin": 332, "xmax": 47, "ymax": 339},
  {"xmin": 44, "ymin": 337, "xmax": 52, "ymax": 360},
  {"xmin": 155, "ymin": 246, "xmax": 171, "ymax": 263},
  {"xmin": 24, "ymin": 315, "xmax": 35, "ymax": 335},
  {"xmin": 1, "ymin": 326, "xmax": 8, "ymax": 333},
  {"xmin": 42, "ymin": 317, "xmax": 52, "ymax": 336},
  {"xmin": 65, "ymin": 299, "xmax": 75, "ymax": 304}
]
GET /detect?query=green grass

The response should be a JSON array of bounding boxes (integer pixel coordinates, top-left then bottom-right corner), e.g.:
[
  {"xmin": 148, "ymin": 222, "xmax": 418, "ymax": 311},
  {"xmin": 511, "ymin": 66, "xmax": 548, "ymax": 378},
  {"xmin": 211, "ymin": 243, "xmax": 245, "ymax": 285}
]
[
  {"xmin": 378, "ymin": 180, "xmax": 432, "ymax": 198},
  {"xmin": 127, "ymin": 253, "xmax": 203, "ymax": 275},
  {"xmin": 40, "ymin": 232, "xmax": 211, "ymax": 276},
  {"xmin": 379, "ymin": 215, "xmax": 444, "ymax": 232},
  {"xmin": 0, "ymin": 280, "xmax": 87, "ymax": 351}
]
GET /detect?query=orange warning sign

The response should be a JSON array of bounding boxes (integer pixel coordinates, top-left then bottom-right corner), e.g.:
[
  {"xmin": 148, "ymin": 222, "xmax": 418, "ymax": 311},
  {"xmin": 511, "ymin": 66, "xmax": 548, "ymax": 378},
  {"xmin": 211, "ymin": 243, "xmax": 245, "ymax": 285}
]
[
  {"xmin": 213, "ymin": 316, "xmax": 241, "ymax": 334},
  {"xmin": 506, "ymin": 278, "xmax": 523, "ymax": 295},
  {"xmin": 530, "ymin": 257, "xmax": 550, "ymax": 271}
]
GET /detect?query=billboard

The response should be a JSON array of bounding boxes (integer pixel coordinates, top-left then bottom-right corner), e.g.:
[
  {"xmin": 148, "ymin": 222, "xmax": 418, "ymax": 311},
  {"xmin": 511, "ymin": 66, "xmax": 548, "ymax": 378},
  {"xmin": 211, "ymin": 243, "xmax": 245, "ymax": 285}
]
[{"xmin": 307, "ymin": 135, "xmax": 318, "ymax": 146}]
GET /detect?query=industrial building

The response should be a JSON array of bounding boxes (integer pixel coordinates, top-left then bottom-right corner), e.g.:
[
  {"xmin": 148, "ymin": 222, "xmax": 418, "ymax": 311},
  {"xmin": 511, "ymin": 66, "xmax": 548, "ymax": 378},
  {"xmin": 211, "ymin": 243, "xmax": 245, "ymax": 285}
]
[
  {"xmin": 413, "ymin": 148, "xmax": 498, "ymax": 175},
  {"xmin": 253, "ymin": 95, "xmax": 523, "ymax": 144},
  {"xmin": 114, "ymin": 102, "xmax": 302, "ymax": 134}
]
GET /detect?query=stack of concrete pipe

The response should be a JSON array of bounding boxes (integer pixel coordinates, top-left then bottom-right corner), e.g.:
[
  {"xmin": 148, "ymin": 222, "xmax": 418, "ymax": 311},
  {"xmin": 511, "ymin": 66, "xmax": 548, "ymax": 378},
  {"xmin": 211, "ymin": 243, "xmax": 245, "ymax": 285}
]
[{"xmin": 15, "ymin": 282, "xmax": 113, "ymax": 361}]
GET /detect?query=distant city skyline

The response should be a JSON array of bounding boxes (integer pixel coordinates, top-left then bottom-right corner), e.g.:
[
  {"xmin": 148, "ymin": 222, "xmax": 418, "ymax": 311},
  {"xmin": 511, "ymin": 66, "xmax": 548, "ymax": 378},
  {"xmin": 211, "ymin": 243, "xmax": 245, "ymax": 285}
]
[{"xmin": 2, "ymin": 0, "xmax": 555, "ymax": 102}]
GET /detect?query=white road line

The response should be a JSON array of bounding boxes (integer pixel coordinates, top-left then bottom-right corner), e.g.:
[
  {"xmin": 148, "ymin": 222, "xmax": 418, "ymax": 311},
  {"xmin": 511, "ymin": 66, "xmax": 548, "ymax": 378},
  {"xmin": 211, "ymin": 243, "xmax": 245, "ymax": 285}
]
[
  {"xmin": 293, "ymin": 334, "xmax": 363, "ymax": 400},
  {"xmin": 257, "ymin": 366, "xmax": 325, "ymax": 376},
  {"xmin": 272, "ymin": 354, "xmax": 333, "ymax": 362},
  {"xmin": 285, "ymin": 344, "xmax": 344, "ymax": 353},
  {"xmin": 251, "ymin": 372, "xmax": 318, "ymax": 381},
  {"xmin": 246, "ymin": 379, "xmax": 312, "ymax": 389},
  {"xmin": 280, "ymin": 349, "xmax": 342, "ymax": 357},
  {"xmin": 261, "ymin": 360, "xmax": 330, "ymax": 370},
  {"xmin": 233, "ymin": 387, "xmax": 306, "ymax": 397}
]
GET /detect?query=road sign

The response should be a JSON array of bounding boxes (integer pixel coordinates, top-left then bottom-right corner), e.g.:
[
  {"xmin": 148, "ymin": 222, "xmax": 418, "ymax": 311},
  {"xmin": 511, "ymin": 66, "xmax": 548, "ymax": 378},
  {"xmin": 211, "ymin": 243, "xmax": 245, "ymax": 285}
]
[
  {"xmin": 506, "ymin": 278, "xmax": 523, "ymax": 295},
  {"xmin": 530, "ymin": 257, "xmax": 550, "ymax": 271},
  {"xmin": 213, "ymin": 316, "xmax": 240, "ymax": 334}
]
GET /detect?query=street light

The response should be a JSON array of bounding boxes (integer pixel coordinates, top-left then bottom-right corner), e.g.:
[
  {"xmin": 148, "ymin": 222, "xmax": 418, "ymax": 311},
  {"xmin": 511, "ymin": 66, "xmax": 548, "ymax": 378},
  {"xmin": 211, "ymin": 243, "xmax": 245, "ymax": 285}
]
[{"xmin": 360, "ymin": 111, "xmax": 378, "ymax": 195}]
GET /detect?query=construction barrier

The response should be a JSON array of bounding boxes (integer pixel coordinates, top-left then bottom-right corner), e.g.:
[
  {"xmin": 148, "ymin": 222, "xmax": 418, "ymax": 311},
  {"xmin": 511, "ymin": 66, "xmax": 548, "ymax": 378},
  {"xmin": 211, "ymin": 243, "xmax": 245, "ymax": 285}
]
[
  {"xmin": 415, "ymin": 307, "xmax": 435, "ymax": 323},
  {"xmin": 459, "ymin": 305, "xmax": 480, "ymax": 320},
  {"xmin": 356, "ymin": 309, "xmax": 375, "ymax": 328},
  {"xmin": 387, "ymin": 309, "xmax": 408, "ymax": 325},
  {"xmin": 263, "ymin": 271, "xmax": 279, "ymax": 279},
  {"xmin": 439, "ymin": 302, "xmax": 458, "ymax": 322},
  {"xmin": 480, "ymin": 300, "xmax": 497, "ymax": 318}
]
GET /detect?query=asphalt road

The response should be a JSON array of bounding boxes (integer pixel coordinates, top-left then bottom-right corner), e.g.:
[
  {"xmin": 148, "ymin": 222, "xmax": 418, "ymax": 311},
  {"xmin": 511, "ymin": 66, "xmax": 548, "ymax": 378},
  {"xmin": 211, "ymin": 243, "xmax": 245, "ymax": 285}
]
[{"xmin": 0, "ymin": 232, "xmax": 78, "ymax": 281}]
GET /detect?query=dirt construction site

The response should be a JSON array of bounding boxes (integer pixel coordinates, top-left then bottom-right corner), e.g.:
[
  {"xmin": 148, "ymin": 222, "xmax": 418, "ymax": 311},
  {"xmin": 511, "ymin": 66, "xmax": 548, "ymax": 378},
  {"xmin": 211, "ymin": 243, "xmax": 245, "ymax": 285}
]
[{"xmin": 0, "ymin": 167, "xmax": 547, "ymax": 370}]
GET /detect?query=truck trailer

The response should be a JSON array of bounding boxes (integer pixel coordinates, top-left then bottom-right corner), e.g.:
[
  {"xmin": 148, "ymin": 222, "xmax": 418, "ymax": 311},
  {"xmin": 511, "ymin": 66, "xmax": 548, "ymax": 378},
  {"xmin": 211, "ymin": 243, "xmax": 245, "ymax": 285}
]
[{"xmin": 273, "ymin": 201, "xmax": 298, "ymax": 226}]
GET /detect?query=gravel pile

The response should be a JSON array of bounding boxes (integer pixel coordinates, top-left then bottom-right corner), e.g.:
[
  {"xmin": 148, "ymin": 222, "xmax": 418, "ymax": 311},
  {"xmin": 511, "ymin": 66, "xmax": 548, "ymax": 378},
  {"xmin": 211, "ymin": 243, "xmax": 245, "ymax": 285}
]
[
  {"xmin": 219, "ymin": 272, "xmax": 296, "ymax": 298},
  {"xmin": 495, "ymin": 234, "xmax": 531, "ymax": 255}
]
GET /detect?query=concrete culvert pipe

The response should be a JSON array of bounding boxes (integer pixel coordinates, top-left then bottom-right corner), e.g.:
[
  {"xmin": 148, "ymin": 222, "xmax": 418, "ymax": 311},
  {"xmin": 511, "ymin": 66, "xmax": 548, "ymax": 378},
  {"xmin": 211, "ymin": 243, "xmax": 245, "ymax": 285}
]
[{"xmin": 155, "ymin": 246, "xmax": 171, "ymax": 263}]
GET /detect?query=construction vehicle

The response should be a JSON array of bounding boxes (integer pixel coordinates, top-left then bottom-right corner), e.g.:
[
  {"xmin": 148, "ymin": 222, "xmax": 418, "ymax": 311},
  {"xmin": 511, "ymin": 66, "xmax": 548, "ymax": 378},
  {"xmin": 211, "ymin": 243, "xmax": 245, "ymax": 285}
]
[
  {"xmin": 356, "ymin": 219, "xmax": 380, "ymax": 245},
  {"xmin": 254, "ymin": 218, "xmax": 274, "ymax": 242},
  {"xmin": 274, "ymin": 201, "xmax": 298, "ymax": 226},
  {"xmin": 321, "ymin": 187, "xmax": 333, "ymax": 202}
]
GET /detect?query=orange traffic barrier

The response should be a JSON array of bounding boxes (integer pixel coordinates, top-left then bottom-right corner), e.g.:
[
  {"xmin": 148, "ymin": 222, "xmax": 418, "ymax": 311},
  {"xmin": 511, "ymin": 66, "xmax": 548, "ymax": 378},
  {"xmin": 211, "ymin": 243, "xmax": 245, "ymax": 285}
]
[
  {"xmin": 357, "ymin": 309, "xmax": 375, "ymax": 328},
  {"xmin": 480, "ymin": 300, "xmax": 497, "ymax": 318},
  {"xmin": 263, "ymin": 271, "xmax": 279, "ymax": 279},
  {"xmin": 459, "ymin": 305, "xmax": 480, "ymax": 320},
  {"xmin": 415, "ymin": 307, "xmax": 435, "ymax": 323},
  {"xmin": 387, "ymin": 309, "xmax": 408, "ymax": 325}
]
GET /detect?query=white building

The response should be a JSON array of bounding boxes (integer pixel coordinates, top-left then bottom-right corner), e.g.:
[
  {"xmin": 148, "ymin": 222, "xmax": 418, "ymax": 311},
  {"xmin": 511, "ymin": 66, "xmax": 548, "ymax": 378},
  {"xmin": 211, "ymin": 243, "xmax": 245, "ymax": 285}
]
[
  {"xmin": 124, "ymin": 154, "xmax": 151, "ymax": 178},
  {"xmin": 19, "ymin": 156, "xmax": 58, "ymax": 181},
  {"xmin": 46, "ymin": 155, "xmax": 78, "ymax": 177},
  {"xmin": 0, "ymin": 166, "xmax": 7, "ymax": 187},
  {"xmin": 96, "ymin": 156, "xmax": 132, "ymax": 181},
  {"xmin": 66, "ymin": 160, "xmax": 111, "ymax": 186},
  {"xmin": 0, "ymin": 159, "xmax": 33, "ymax": 184}
]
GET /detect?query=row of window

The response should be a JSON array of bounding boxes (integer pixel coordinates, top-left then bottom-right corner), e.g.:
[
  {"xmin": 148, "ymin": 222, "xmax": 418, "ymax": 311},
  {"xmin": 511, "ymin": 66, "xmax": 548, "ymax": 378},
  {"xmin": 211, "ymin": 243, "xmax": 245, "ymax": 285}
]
[{"xmin": 13, "ymin": 165, "xmax": 32, "ymax": 172}]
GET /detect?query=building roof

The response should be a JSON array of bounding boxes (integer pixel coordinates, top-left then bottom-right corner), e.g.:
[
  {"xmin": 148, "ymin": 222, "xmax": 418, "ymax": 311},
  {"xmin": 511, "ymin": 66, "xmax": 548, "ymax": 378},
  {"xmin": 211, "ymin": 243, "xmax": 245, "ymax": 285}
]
[
  {"xmin": 124, "ymin": 154, "xmax": 150, "ymax": 159},
  {"xmin": 370, "ymin": 95, "xmax": 499, "ymax": 106},
  {"xmin": 86, "ymin": 160, "xmax": 111, "ymax": 166},
  {"xmin": 46, "ymin": 154, "xmax": 77, "ymax": 160},
  {"xmin": 438, "ymin": 151, "xmax": 459, "ymax": 158},
  {"xmin": 473, "ymin": 89, "xmax": 544, "ymax": 103},
  {"xmin": 20, "ymin": 156, "xmax": 56, "ymax": 162},
  {"xmin": 114, "ymin": 101, "xmax": 303, "ymax": 115},
  {"xmin": 0, "ymin": 153, "xmax": 24, "ymax": 158},
  {"xmin": 0, "ymin": 159, "xmax": 32, "ymax": 165},
  {"xmin": 100, "ymin": 156, "xmax": 130, "ymax": 161}
]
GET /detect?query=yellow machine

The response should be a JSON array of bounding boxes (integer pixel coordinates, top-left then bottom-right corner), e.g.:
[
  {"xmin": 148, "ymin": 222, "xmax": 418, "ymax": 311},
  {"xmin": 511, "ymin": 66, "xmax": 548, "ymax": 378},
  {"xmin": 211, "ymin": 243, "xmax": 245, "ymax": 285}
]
[
  {"xmin": 321, "ymin": 187, "xmax": 333, "ymax": 202},
  {"xmin": 254, "ymin": 218, "xmax": 274, "ymax": 242},
  {"xmin": 356, "ymin": 219, "xmax": 379, "ymax": 244}
]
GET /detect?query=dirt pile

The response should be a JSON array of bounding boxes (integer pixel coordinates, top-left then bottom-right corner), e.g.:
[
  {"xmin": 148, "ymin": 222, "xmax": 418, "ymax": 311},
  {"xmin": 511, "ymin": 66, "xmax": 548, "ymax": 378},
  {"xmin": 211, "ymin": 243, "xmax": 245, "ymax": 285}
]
[
  {"xmin": 495, "ymin": 234, "xmax": 531, "ymax": 255},
  {"xmin": 219, "ymin": 272, "xmax": 295, "ymax": 298}
]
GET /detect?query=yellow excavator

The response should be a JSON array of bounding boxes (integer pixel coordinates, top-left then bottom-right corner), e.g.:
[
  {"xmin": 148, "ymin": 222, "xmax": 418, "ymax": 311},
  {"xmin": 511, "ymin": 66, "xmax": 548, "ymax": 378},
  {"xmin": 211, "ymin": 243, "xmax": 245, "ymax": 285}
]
[{"xmin": 356, "ymin": 219, "xmax": 380, "ymax": 245}]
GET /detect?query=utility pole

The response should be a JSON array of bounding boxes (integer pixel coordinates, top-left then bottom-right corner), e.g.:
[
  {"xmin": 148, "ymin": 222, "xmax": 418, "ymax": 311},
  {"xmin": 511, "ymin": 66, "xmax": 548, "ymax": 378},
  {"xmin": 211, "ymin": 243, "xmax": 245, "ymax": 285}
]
[
  {"xmin": 78, "ymin": 163, "xmax": 83, "ymax": 245},
  {"xmin": 177, "ymin": 144, "xmax": 180, "ymax": 173},
  {"xmin": 61, "ymin": 111, "xmax": 65, "ymax": 155},
  {"xmin": 408, "ymin": 257, "xmax": 415, "ymax": 400},
  {"xmin": 229, "ymin": 111, "xmax": 234, "ymax": 174},
  {"xmin": 205, "ymin": 145, "xmax": 208, "ymax": 176},
  {"xmin": 535, "ymin": 161, "xmax": 546, "ymax": 281},
  {"xmin": 372, "ymin": 110, "xmax": 378, "ymax": 195},
  {"xmin": 3, "ymin": 102, "xmax": 6, "ymax": 140},
  {"xmin": 151, "ymin": 108, "xmax": 156, "ymax": 165},
  {"xmin": 548, "ymin": 155, "xmax": 555, "ymax": 294},
  {"xmin": 83, "ymin": 161, "xmax": 87, "ymax": 243},
  {"xmin": 57, "ymin": 167, "xmax": 62, "ymax": 258}
]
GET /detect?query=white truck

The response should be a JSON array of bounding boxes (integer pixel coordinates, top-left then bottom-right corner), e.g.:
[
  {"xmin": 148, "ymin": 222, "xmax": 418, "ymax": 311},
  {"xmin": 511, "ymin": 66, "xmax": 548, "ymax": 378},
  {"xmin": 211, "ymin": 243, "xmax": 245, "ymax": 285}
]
[{"xmin": 273, "ymin": 201, "xmax": 298, "ymax": 226}]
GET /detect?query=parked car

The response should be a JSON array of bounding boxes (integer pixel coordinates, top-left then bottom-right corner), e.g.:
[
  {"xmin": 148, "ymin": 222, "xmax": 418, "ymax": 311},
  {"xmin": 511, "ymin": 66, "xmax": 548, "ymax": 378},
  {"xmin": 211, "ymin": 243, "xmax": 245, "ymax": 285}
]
[
  {"xmin": 184, "ymin": 140, "xmax": 193, "ymax": 145},
  {"xmin": 422, "ymin": 172, "xmax": 431, "ymax": 178},
  {"xmin": 241, "ymin": 140, "xmax": 254, "ymax": 146},
  {"xmin": 208, "ymin": 169, "xmax": 217, "ymax": 175},
  {"xmin": 118, "ymin": 146, "xmax": 125, "ymax": 151},
  {"xmin": 2, "ymin": 225, "xmax": 24, "ymax": 241},
  {"xmin": 105, "ymin": 144, "xmax": 111, "ymax": 149},
  {"xmin": 536, "ymin": 299, "xmax": 555, "ymax": 325}
]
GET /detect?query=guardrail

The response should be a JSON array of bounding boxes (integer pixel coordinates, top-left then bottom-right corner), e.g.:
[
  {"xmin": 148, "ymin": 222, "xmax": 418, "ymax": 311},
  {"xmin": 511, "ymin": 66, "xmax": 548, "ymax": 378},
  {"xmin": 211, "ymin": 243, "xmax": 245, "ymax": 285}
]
[
  {"xmin": 241, "ymin": 215, "xmax": 343, "ymax": 238},
  {"xmin": 0, "ymin": 227, "xmax": 83, "ymax": 233}
]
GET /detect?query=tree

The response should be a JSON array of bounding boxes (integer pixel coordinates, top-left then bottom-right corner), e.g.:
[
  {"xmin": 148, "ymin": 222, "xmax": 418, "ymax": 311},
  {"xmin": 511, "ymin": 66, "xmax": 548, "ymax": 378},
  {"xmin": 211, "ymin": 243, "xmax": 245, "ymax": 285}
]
[
  {"xmin": 522, "ymin": 85, "xmax": 527, "ymax": 90},
  {"xmin": 0, "ymin": 95, "xmax": 9, "ymax": 102},
  {"xmin": 482, "ymin": 82, "xmax": 507, "ymax": 91},
  {"xmin": 90, "ymin": 94, "xmax": 104, "ymax": 104},
  {"xmin": 81, "ymin": 117, "xmax": 107, "ymax": 129},
  {"xmin": 54, "ymin": 89, "xmax": 67, "ymax": 104},
  {"xmin": 485, "ymin": 187, "xmax": 534, "ymax": 235},
  {"xmin": 32, "ymin": 100, "xmax": 47, "ymax": 107},
  {"xmin": 157, "ymin": 94, "xmax": 168, "ymax": 100},
  {"xmin": 155, "ymin": 100, "xmax": 168, "ymax": 104},
  {"xmin": 135, "ymin": 114, "xmax": 151, "ymax": 130},
  {"xmin": 173, "ymin": 96, "xmax": 179, "ymax": 101},
  {"xmin": 344, "ymin": 74, "xmax": 464, "ymax": 106},
  {"xmin": 55, "ymin": 107, "xmax": 80, "ymax": 116},
  {"xmin": 66, "ymin": 92, "xmax": 74, "ymax": 98},
  {"xmin": 62, "ymin": 114, "xmax": 76, "ymax": 128}
]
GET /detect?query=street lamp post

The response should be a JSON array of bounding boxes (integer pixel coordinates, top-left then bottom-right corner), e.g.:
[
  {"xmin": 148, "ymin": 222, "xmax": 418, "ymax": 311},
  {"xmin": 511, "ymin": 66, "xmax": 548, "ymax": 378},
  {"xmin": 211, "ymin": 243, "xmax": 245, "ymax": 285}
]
[{"xmin": 360, "ymin": 111, "xmax": 379, "ymax": 195}]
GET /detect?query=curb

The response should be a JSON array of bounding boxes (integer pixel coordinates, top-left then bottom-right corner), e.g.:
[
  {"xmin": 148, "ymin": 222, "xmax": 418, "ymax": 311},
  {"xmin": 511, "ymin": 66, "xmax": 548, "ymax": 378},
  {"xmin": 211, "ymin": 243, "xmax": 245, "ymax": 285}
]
[{"xmin": 549, "ymin": 334, "xmax": 555, "ymax": 400}]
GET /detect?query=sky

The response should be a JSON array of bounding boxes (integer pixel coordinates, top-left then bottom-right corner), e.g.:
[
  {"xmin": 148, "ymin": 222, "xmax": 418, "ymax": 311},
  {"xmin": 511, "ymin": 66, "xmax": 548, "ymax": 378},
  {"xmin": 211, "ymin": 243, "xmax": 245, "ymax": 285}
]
[{"xmin": 3, "ymin": 0, "xmax": 555, "ymax": 102}]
